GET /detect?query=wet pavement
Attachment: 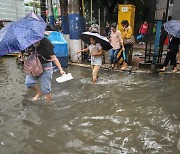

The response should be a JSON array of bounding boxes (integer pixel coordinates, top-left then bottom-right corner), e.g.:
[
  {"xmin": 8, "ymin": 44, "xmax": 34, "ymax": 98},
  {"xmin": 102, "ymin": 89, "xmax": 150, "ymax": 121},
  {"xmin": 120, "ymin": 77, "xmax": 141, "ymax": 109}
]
[{"xmin": 0, "ymin": 56, "xmax": 180, "ymax": 153}]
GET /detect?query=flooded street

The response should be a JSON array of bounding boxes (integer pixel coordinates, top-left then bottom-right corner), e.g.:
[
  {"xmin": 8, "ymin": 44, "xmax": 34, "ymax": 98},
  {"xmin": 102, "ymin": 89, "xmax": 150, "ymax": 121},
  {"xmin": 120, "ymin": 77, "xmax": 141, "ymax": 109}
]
[{"xmin": 0, "ymin": 57, "xmax": 180, "ymax": 154}]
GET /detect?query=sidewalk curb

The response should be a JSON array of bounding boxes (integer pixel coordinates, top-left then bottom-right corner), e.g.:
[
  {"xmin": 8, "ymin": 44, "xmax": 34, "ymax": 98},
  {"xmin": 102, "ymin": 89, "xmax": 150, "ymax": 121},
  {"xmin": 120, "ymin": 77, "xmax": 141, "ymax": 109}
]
[{"xmin": 68, "ymin": 62, "xmax": 180, "ymax": 74}]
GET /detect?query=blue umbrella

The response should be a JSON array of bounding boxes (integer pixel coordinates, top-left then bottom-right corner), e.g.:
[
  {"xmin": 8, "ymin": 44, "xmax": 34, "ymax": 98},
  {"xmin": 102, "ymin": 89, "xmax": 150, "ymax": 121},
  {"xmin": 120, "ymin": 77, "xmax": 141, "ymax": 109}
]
[
  {"xmin": 0, "ymin": 12, "xmax": 47, "ymax": 56},
  {"xmin": 163, "ymin": 20, "xmax": 180, "ymax": 38}
]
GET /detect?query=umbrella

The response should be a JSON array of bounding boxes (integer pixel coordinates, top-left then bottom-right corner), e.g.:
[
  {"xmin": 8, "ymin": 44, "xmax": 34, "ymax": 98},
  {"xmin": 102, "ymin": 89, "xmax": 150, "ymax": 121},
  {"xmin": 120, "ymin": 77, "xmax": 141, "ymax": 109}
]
[
  {"xmin": 0, "ymin": 12, "xmax": 47, "ymax": 56},
  {"xmin": 163, "ymin": 20, "xmax": 180, "ymax": 38},
  {"xmin": 79, "ymin": 31, "xmax": 112, "ymax": 51}
]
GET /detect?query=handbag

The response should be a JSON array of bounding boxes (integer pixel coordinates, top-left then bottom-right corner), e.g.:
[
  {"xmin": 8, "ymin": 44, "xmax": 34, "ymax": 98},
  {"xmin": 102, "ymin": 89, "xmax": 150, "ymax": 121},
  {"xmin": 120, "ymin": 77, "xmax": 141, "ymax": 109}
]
[
  {"xmin": 24, "ymin": 52, "xmax": 43, "ymax": 77},
  {"xmin": 124, "ymin": 36, "xmax": 135, "ymax": 45}
]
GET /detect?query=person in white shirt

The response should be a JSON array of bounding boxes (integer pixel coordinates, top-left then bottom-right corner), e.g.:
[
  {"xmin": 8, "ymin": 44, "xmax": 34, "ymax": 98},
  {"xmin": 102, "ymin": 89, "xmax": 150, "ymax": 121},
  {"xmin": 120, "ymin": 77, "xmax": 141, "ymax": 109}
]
[{"xmin": 77, "ymin": 37, "xmax": 104, "ymax": 83}]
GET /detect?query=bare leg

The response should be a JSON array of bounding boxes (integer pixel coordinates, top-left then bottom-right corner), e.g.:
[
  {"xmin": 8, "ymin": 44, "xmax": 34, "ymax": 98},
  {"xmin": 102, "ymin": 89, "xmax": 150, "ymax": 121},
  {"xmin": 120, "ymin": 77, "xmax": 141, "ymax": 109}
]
[
  {"xmin": 121, "ymin": 62, "xmax": 128, "ymax": 70},
  {"xmin": 19, "ymin": 52, "xmax": 24, "ymax": 61},
  {"xmin": 159, "ymin": 66, "xmax": 166, "ymax": 72},
  {"xmin": 45, "ymin": 93, "xmax": 52, "ymax": 103},
  {"xmin": 177, "ymin": 52, "xmax": 180, "ymax": 63},
  {"xmin": 92, "ymin": 65, "xmax": 100, "ymax": 84},
  {"xmin": 31, "ymin": 86, "xmax": 41, "ymax": 101},
  {"xmin": 172, "ymin": 67, "xmax": 177, "ymax": 73},
  {"xmin": 91, "ymin": 65, "xmax": 94, "ymax": 82}
]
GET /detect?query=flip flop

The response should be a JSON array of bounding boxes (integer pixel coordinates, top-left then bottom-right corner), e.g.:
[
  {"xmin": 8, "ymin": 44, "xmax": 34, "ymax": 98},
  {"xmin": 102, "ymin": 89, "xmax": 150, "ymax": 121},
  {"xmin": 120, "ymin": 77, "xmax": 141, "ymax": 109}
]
[
  {"xmin": 108, "ymin": 66, "xmax": 114, "ymax": 70},
  {"xmin": 159, "ymin": 69, "xmax": 166, "ymax": 72},
  {"xmin": 114, "ymin": 67, "xmax": 119, "ymax": 70},
  {"xmin": 172, "ymin": 69, "xmax": 177, "ymax": 73}
]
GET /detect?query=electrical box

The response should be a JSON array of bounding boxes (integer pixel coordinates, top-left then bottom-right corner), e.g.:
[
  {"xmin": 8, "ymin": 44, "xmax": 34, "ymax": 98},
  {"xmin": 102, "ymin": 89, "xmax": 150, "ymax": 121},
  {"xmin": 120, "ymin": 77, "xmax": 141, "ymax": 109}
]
[{"xmin": 118, "ymin": 4, "xmax": 135, "ymax": 33}]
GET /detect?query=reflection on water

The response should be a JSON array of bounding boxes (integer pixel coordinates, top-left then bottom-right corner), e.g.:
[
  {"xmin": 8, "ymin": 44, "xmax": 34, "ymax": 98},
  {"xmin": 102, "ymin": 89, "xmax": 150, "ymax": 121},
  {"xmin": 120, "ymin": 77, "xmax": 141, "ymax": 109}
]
[{"xmin": 0, "ymin": 57, "xmax": 180, "ymax": 153}]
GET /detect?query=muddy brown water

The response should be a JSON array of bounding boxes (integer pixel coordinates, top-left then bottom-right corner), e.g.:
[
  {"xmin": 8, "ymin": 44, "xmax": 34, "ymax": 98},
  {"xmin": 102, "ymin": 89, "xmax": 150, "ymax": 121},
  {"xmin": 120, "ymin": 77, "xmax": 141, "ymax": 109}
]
[{"xmin": 0, "ymin": 57, "xmax": 180, "ymax": 154}]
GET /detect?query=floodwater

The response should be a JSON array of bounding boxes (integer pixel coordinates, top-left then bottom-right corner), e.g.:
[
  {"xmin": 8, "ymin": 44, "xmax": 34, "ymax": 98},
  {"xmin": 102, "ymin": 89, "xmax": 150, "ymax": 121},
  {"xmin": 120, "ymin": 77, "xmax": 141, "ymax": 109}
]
[{"xmin": 0, "ymin": 57, "xmax": 180, "ymax": 154}]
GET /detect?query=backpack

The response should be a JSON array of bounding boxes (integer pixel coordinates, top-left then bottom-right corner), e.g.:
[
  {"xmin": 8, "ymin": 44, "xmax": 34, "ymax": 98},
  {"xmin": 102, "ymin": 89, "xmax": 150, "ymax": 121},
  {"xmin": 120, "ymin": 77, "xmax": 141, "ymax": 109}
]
[{"xmin": 24, "ymin": 52, "xmax": 43, "ymax": 77}]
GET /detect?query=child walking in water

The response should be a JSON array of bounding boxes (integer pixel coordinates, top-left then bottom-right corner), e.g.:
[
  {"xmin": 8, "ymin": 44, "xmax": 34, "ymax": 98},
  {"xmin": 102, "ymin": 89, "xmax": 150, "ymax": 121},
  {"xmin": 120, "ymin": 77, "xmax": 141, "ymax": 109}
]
[{"xmin": 77, "ymin": 37, "xmax": 104, "ymax": 83}]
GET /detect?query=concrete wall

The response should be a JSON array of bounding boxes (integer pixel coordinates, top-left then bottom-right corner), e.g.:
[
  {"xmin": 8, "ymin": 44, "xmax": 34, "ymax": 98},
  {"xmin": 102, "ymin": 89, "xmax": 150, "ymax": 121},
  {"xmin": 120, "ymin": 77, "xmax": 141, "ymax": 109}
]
[
  {"xmin": 155, "ymin": 0, "xmax": 174, "ymax": 20},
  {"xmin": 0, "ymin": 0, "xmax": 25, "ymax": 21},
  {"xmin": 172, "ymin": 0, "xmax": 180, "ymax": 20}
]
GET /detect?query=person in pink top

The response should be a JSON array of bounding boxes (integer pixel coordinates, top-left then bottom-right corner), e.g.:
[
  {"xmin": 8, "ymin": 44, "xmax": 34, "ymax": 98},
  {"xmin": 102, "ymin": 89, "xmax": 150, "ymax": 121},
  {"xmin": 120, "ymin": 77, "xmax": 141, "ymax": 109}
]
[
  {"xmin": 109, "ymin": 23, "xmax": 125, "ymax": 69},
  {"xmin": 139, "ymin": 21, "xmax": 148, "ymax": 44}
]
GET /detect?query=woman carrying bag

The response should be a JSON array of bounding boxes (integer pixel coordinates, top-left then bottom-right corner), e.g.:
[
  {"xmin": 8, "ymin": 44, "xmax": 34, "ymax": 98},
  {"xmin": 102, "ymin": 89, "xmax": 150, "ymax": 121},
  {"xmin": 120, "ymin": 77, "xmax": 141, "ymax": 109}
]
[{"xmin": 120, "ymin": 20, "xmax": 134, "ymax": 71}]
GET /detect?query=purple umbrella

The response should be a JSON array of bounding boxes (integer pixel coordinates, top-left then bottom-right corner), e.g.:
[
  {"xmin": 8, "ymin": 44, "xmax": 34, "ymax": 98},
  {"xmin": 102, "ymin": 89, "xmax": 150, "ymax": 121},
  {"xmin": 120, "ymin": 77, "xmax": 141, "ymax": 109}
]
[
  {"xmin": 0, "ymin": 12, "xmax": 47, "ymax": 56},
  {"xmin": 163, "ymin": 20, "xmax": 180, "ymax": 38}
]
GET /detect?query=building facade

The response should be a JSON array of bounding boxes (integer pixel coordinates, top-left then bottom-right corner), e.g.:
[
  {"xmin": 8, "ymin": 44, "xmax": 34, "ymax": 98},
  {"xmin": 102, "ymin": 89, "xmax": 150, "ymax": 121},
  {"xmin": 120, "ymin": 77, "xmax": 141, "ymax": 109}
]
[
  {"xmin": 155, "ymin": 0, "xmax": 174, "ymax": 20},
  {"xmin": 0, "ymin": 0, "xmax": 25, "ymax": 21},
  {"xmin": 172, "ymin": 0, "xmax": 180, "ymax": 20},
  {"xmin": 155, "ymin": 0, "xmax": 180, "ymax": 20}
]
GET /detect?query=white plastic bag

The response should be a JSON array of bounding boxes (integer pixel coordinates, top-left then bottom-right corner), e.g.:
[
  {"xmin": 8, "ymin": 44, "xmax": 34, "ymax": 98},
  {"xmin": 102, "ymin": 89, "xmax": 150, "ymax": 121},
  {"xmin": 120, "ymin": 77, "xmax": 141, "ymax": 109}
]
[{"xmin": 56, "ymin": 73, "xmax": 73, "ymax": 83}]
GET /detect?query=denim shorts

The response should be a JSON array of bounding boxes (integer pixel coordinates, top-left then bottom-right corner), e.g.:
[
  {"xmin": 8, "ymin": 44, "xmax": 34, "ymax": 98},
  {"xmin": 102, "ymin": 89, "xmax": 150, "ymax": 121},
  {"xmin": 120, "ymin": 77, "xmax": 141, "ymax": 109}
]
[{"xmin": 25, "ymin": 62, "xmax": 53, "ymax": 94}]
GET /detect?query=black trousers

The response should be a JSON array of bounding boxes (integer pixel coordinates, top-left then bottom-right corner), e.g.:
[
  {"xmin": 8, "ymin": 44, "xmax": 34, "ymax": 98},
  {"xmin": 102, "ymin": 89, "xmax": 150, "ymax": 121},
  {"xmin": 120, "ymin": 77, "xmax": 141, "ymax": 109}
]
[
  {"xmin": 123, "ymin": 44, "xmax": 132, "ymax": 63},
  {"xmin": 164, "ymin": 48, "xmax": 178, "ymax": 67}
]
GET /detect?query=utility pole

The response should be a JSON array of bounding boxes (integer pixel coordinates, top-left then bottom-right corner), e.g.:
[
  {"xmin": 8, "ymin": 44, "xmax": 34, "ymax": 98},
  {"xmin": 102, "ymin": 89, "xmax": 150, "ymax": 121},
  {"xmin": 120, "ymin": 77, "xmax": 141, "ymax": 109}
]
[
  {"xmin": 165, "ymin": 0, "xmax": 170, "ymax": 21},
  {"xmin": 68, "ymin": 0, "xmax": 81, "ymax": 62},
  {"xmin": 60, "ymin": 0, "xmax": 69, "ymax": 51},
  {"xmin": 90, "ymin": 0, "xmax": 92, "ymax": 26},
  {"xmin": 47, "ymin": 0, "xmax": 54, "ymax": 26},
  {"xmin": 40, "ymin": 0, "xmax": 46, "ymax": 21},
  {"xmin": 98, "ymin": 0, "xmax": 100, "ymax": 34}
]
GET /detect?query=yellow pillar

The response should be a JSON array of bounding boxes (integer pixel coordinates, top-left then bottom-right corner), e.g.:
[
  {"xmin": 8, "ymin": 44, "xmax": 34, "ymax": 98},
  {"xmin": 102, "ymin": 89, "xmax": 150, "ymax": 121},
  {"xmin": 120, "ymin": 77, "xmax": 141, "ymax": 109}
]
[{"xmin": 118, "ymin": 4, "xmax": 135, "ymax": 33}]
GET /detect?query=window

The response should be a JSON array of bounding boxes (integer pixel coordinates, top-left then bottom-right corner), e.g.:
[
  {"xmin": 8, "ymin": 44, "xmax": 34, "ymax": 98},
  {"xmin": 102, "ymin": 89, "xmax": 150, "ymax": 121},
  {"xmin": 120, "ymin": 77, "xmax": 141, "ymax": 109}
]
[{"xmin": 170, "ymin": 0, "xmax": 174, "ymax": 4}]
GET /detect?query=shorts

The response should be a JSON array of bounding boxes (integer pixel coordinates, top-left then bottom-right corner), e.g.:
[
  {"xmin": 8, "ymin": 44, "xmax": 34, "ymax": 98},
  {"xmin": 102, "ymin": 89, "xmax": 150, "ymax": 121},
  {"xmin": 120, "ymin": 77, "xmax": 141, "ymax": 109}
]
[
  {"xmin": 91, "ymin": 56, "xmax": 102, "ymax": 66},
  {"xmin": 25, "ymin": 62, "xmax": 53, "ymax": 94}
]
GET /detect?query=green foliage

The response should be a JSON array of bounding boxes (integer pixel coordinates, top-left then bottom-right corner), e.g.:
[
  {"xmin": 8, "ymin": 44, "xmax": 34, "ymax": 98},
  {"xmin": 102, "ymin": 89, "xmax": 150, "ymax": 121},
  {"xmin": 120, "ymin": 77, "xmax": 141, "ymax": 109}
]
[{"xmin": 25, "ymin": 1, "xmax": 40, "ymax": 8}]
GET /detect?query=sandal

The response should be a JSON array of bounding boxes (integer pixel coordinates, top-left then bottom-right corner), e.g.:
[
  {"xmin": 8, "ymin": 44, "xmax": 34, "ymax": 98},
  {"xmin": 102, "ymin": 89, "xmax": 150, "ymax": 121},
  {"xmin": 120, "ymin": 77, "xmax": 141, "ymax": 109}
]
[
  {"xmin": 172, "ymin": 69, "xmax": 177, "ymax": 73},
  {"xmin": 109, "ymin": 66, "xmax": 114, "ymax": 70},
  {"xmin": 114, "ymin": 66, "xmax": 119, "ymax": 70},
  {"xmin": 159, "ymin": 66, "xmax": 166, "ymax": 72},
  {"xmin": 159, "ymin": 69, "xmax": 165, "ymax": 72}
]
